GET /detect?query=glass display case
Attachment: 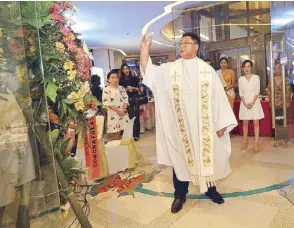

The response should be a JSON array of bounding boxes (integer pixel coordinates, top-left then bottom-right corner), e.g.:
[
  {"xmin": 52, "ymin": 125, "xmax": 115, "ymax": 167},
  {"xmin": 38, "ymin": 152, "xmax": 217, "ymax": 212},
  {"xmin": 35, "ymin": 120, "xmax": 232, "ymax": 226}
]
[{"xmin": 0, "ymin": 2, "xmax": 62, "ymax": 227}]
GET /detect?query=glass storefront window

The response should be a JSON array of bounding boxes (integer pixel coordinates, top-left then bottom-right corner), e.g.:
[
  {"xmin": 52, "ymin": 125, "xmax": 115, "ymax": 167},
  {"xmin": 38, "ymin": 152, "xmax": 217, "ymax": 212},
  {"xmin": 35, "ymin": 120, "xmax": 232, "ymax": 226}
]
[
  {"xmin": 229, "ymin": 1, "xmax": 247, "ymax": 18},
  {"xmin": 229, "ymin": 17, "xmax": 249, "ymax": 40},
  {"xmin": 249, "ymin": 13, "xmax": 270, "ymax": 36},
  {"xmin": 249, "ymin": 1, "xmax": 270, "ymax": 10},
  {"xmin": 271, "ymin": 1, "xmax": 294, "ymax": 204}
]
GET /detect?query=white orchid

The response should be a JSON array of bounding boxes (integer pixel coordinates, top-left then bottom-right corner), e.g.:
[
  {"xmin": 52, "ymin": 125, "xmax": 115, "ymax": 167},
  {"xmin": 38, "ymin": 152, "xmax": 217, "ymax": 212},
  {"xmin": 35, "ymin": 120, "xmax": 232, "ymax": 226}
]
[
  {"xmin": 82, "ymin": 41, "xmax": 93, "ymax": 60},
  {"xmin": 84, "ymin": 109, "xmax": 96, "ymax": 119},
  {"xmin": 84, "ymin": 81, "xmax": 90, "ymax": 92}
]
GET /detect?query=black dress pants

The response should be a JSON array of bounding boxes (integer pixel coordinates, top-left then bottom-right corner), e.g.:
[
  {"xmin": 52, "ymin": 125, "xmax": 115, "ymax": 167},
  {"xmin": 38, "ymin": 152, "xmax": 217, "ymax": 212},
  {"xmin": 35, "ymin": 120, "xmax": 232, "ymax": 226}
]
[
  {"xmin": 127, "ymin": 102, "xmax": 140, "ymax": 138},
  {"xmin": 173, "ymin": 168, "xmax": 189, "ymax": 200}
]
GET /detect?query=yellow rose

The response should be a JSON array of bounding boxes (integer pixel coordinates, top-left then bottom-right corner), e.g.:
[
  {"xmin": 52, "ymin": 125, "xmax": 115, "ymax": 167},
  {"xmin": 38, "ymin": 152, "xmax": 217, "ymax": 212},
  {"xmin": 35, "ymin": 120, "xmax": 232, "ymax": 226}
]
[
  {"xmin": 68, "ymin": 33, "xmax": 75, "ymax": 40},
  {"xmin": 74, "ymin": 100, "xmax": 85, "ymax": 111},
  {"xmin": 78, "ymin": 87, "xmax": 86, "ymax": 98},
  {"xmin": 17, "ymin": 65, "xmax": 27, "ymax": 85},
  {"xmin": 29, "ymin": 46, "xmax": 36, "ymax": 53},
  {"xmin": 56, "ymin": 42, "xmax": 65, "ymax": 53},
  {"xmin": 67, "ymin": 92, "xmax": 79, "ymax": 100},
  {"xmin": 68, "ymin": 70, "xmax": 77, "ymax": 80},
  {"xmin": 64, "ymin": 61, "xmax": 74, "ymax": 71},
  {"xmin": 28, "ymin": 36, "xmax": 34, "ymax": 43}
]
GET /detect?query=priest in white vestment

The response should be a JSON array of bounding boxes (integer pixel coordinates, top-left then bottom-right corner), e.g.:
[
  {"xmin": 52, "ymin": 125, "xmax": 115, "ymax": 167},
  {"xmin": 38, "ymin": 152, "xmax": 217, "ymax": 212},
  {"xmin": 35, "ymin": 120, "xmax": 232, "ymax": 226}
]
[{"xmin": 140, "ymin": 32, "xmax": 238, "ymax": 213}]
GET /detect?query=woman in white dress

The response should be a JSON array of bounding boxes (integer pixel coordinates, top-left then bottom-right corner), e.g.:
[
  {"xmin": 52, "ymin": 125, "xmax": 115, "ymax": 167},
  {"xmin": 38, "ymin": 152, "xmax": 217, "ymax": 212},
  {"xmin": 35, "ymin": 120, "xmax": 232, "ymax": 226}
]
[
  {"xmin": 239, "ymin": 60, "xmax": 264, "ymax": 152},
  {"xmin": 102, "ymin": 70, "xmax": 130, "ymax": 140}
]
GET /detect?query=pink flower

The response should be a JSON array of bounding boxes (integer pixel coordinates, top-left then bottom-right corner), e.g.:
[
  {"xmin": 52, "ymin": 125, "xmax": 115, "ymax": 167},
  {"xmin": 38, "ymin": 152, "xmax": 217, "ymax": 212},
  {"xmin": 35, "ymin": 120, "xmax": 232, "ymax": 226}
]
[
  {"xmin": 67, "ymin": 41, "xmax": 78, "ymax": 52},
  {"xmin": 8, "ymin": 39, "xmax": 24, "ymax": 55},
  {"xmin": 64, "ymin": 37, "xmax": 78, "ymax": 52},
  {"xmin": 49, "ymin": 5, "xmax": 59, "ymax": 13},
  {"xmin": 16, "ymin": 26, "xmax": 29, "ymax": 38},
  {"xmin": 51, "ymin": 12, "xmax": 64, "ymax": 23},
  {"xmin": 60, "ymin": 25, "xmax": 70, "ymax": 36},
  {"xmin": 76, "ymin": 48, "xmax": 91, "ymax": 80},
  {"xmin": 56, "ymin": 1, "xmax": 73, "ymax": 10}
]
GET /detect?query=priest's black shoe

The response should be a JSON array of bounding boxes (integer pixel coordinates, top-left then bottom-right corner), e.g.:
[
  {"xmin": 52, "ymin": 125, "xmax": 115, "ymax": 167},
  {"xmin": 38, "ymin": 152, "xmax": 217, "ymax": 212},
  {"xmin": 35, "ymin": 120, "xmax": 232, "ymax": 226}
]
[
  {"xmin": 171, "ymin": 198, "xmax": 186, "ymax": 213},
  {"xmin": 205, "ymin": 186, "xmax": 225, "ymax": 204}
]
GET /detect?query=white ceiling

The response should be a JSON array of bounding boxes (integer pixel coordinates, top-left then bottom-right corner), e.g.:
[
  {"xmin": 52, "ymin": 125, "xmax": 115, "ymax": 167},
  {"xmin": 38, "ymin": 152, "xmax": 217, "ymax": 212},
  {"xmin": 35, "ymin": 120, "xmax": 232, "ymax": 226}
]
[
  {"xmin": 73, "ymin": 1, "xmax": 173, "ymax": 55},
  {"xmin": 73, "ymin": 1, "xmax": 218, "ymax": 56},
  {"xmin": 71, "ymin": 1, "xmax": 294, "ymax": 56}
]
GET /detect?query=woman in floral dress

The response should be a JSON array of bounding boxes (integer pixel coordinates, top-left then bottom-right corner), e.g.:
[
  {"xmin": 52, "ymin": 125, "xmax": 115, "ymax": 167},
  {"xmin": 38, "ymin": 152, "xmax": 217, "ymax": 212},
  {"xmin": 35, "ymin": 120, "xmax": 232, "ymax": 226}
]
[{"xmin": 103, "ymin": 70, "xmax": 129, "ymax": 140}]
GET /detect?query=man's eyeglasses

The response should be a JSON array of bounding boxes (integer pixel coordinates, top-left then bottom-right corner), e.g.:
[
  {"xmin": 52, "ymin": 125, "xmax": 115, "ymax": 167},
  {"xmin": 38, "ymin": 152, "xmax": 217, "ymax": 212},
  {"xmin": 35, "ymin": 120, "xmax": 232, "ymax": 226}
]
[{"xmin": 176, "ymin": 42, "xmax": 196, "ymax": 46}]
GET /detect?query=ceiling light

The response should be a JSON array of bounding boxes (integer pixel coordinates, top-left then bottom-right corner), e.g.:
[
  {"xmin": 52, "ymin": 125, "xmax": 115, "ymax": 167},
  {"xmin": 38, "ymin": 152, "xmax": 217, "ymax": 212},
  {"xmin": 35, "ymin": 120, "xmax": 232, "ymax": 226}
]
[
  {"xmin": 72, "ymin": 22, "xmax": 96, "ymax": 33},
  {"xmin": 140, "ymin": 1, "xmax": 186, "ymax": 48},
  {"xmin": 142, "ymin": 1, "xmax": 186, "ymax": 35},
  {"xmin": 152, "ymin": 40, "xmax": 174, "ymax": 48},
  {"xmin": 272, "ymin": 18, "xmax": 294, "ymax": 26},
  {"xmin": 92, "ymin": 47, "xmax": 127, "ymax": 56}
]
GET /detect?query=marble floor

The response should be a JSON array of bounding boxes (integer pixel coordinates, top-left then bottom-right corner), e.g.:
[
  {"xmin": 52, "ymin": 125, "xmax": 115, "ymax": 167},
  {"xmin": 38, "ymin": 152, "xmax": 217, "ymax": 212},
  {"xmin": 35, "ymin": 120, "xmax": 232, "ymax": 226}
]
[{"xmin": 38, "ymin": 131, "xmax": 294, "ymax": 228}]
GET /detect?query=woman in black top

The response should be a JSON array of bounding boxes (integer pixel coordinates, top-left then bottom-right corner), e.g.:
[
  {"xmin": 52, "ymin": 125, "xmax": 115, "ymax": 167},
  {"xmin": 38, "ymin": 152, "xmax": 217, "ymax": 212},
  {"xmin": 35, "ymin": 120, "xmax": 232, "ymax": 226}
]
[
  {"xmin": 91, "ymin": 74, "xmax": 103, "ymax": 114},
  {"xmin": 119, "ymin": 63, "xmax": 140, "ymax": 140}
]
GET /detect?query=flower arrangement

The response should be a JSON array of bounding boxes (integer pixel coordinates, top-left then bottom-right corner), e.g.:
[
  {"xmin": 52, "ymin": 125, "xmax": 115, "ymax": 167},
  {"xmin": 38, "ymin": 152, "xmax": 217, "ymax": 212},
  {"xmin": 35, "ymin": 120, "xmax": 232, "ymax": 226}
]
[
  {"xmin": 36, "ymin": 1, "xmax": 100, "ymax": 184},
  {"xmin": 41, "ymin": 1, "xmax": 98, "ymax": 129}
]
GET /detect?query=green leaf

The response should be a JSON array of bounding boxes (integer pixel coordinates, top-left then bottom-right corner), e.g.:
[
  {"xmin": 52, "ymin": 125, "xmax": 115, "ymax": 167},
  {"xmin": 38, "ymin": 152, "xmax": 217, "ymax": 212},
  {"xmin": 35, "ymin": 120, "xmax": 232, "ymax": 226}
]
[
  {"xmin": 20, "ymin": 1, "xmax": 53, "ymax": 28},
  {"xmin": 62, "ymin": 99, "xmax": 78, "ymax": 104},
  {"xmin": 84, "ymin": 94, "xmax": 101, "ymax": 106},
  {"xmin": 50, "ymin": 129, "xmax": 60, "ymax": 145},
  {"xmin": 83, "ymin": 93, "xmax": 91, "ymax": 105},
  {"xmin": 64, "ymin": 167, "xmax": 86, "ymax": 179},
  {"xmin": 61, "ymin": 157, "xmax": 78, "ymax": 172},
  {"xmin": 60, "ymin": 138, "xmax": 71, "ymax": 155},
  {"xmin": 44, "ymin": 55, "xmax": 63, "ymax": 62},
  {"xmin": 59, "ymin": 103, "xmax": 65, "ymax": 120},
  {"xmin": 41, "ymin": 15, "xmax": 53, "ymax": 26},
  {"xmin": 45, "ymin": 81, "xmax": 58, "ymax": 103},
  {"xmin": 62, "ymin": 102, "xmax": 69, "ymax": 115},
  {"xmin": 53, "ymin": 138, "xmax": 63, "ymax": 162},
  {"xmin": 55, "ymin": 150, "xmax": 63, "ymax": 163},
  {"xmin": 76, "ymin": 122, "xmax": 83, "ymax": 134},
  {"xmin": 69, "ymin": 109, "xmax": 79, "ymax": 118},
  {"xmin": 69, "ymin": 168, "xmax": 86, "ymax": 175},
  {"xmin": 36, "ymin": 1, "xmax": 53, "ymax": 17}
]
